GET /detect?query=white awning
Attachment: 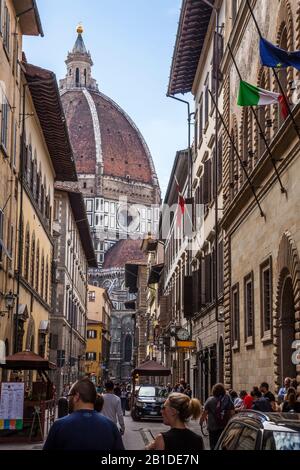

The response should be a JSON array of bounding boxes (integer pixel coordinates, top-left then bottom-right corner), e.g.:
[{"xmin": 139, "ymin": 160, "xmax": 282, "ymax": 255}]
[{"xmin": 18, "ymin": 304, "xmax": 29, "ymax": 321}]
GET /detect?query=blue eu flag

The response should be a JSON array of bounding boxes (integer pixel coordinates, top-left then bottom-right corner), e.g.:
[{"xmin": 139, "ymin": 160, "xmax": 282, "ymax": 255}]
[{"xmin": 260, "ymin": 37, "xmax": 300, "ymax": 71}]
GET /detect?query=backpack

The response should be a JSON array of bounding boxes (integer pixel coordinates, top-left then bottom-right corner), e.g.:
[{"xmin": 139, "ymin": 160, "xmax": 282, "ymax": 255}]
[
  {"xmin": 215, "ymin": 395, "xmax": 232, "ymax": 428},
  {"xmin": 252, "ymin": 397, "xmax": 272, "ymax": 412}
]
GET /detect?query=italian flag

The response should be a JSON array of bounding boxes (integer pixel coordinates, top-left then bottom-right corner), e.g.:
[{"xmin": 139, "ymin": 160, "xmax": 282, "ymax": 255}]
[{"xmin": 237, "ymin": 80, "xmax": 288, "ymax": 119}]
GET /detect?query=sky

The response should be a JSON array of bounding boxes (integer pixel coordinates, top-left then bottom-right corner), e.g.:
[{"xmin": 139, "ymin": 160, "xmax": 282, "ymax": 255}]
[{"xmin": 23, "ymin": 0, "xmax": 193, "ymax": 197}]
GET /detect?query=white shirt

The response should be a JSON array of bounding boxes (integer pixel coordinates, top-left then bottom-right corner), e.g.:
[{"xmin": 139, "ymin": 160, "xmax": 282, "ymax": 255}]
[{"xmin": 101, "ymin": 393, "xmax": 125, "ymax": 432}]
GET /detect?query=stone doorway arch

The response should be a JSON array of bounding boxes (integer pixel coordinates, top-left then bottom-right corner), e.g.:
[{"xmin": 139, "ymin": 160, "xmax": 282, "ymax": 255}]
[{"xmin": 274, "ymin": 232, "xmax": 300, "ymax": 390}]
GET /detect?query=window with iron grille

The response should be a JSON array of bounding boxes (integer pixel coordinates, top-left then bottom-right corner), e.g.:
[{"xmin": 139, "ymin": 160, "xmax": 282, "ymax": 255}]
[
  {"xmin": 260, "ymin": 257, "xmax": 272, "ymax": 338},
  {"xmin": 88, "ymin": 291, "xmax": 96, "ymax": 302},
  {"xmin": 244, "ymin": 272, "xmax": 254, "ymax": 343},
  {"xmin": 231, "ymin": 283, "xmax": 239, "ymax": 349}
]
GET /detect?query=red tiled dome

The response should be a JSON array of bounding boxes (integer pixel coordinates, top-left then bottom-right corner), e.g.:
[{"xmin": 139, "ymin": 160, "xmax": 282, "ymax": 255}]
[
  {"xmin": 61, "ymin": 89, "xmax": 155, "ymax": 185},
  {"xmin": 102, "ymin": 239, "xmax": 146, "ymax": 270}
]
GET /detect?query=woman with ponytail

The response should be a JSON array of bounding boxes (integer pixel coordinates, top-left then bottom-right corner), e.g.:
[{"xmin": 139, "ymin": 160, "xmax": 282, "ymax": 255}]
[{"xmin": 145, "ymin": 392, "xmax": 204, "ymax": 451}]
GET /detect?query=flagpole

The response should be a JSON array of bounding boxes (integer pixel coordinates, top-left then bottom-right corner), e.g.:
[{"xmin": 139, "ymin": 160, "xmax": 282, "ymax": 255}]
[
  {"xmin": 208, "ymin": 89, "xmax": 265, "ymax": 218},
  {"xmin": 245, "ymin": 0, "xmax": 300, "ymax": 141},
  {"xmin": 227, "ymin": 44, "xmax": 286, "ymax": 194}
]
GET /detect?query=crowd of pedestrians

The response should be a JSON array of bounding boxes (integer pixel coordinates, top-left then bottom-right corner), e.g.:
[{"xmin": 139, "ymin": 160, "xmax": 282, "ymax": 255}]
[
  {"xmin": 44, "ymin": 375, "xmax": 299, "ymax": 451},
  {"xmin": 200, "ymin": 377, "xmax": 300, "ymax": 449}
]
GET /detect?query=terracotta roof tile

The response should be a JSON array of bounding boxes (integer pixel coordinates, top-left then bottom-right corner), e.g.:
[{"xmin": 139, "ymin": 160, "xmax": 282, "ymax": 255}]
[{"xmin": 103, "ymin": 239, "xmax": 146, "ymax": 269}]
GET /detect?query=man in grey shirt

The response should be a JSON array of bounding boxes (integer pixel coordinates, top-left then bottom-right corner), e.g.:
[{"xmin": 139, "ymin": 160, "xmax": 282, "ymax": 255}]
[
  {"xmin": 200, "ymin": 383, "xmax": 234, "ymax": 450},
  {"xmin": 101, "ymin": 381, "xmax": 125, "ymax": 435}
]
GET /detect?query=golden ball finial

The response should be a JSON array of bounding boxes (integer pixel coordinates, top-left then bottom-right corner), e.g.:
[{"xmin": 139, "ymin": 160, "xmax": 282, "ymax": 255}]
[{"xmin": 76, "ymin": 24, "xmax": 84, "ymax": 34}]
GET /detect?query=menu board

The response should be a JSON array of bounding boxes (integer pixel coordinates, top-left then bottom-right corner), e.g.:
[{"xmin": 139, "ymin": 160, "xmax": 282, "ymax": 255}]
[{"xmin": 0, "ymin": 383, "xmax": 24, "ymax": 430}]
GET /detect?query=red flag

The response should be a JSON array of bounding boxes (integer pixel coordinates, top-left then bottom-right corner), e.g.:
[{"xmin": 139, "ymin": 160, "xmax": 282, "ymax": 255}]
[{"xmin": 278, "ymin": 95, "xmax": 289, "ymax": 119}]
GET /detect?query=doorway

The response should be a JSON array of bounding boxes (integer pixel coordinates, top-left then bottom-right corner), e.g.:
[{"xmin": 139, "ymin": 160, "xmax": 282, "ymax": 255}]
[{"xmin": 279, "ymin": 275, "xmax": 296, "ymax": 382}]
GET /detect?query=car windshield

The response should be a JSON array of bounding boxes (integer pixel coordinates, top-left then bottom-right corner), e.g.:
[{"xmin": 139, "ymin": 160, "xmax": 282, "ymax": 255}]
[
  {"xmin": 265, "ymin": 431, "xmax": 300, "ymax": 450},
  {"xmin": 138, "ymin": 387, "xmax": 162, "ymax": 397}
]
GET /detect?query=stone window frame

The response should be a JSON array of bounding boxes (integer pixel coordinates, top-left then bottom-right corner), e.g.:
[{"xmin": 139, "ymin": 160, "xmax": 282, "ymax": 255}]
[
  {"xmin": 231, "ymin": 282, "xmax": 240, "ymax": 352},
  {"xmin": 244, "ymin": 271, "xmax": 255, "ymax": 348},
  {"xmin": 260, "ymin": 256, "xmax": 273, "ymax": 344}
]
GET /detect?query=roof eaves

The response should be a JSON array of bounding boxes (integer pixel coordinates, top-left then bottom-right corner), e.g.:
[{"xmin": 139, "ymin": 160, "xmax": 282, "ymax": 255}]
[
  {"xmin": 23, "ymin": 62, "xmax": 78, "ymax": 182},
  {"xmin": 167, "ymin": 0, "xmax": 214, "ymax": 96}
]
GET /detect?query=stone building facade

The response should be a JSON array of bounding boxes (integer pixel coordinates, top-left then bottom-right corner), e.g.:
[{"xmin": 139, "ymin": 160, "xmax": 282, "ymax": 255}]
[
  {"xmin": 221, "ymin": 0, "xmax": 300, "ymax": 393},
  {"xmin": 85, "ymin": 286, "xmax": 112, "ymax": 384},
  {"xmin": 50, "ymin": 185, "xmax": 96, "ymax": 394},
  {"xmin": 160, "ymin": 150, "xmax": 191, "ymax": 385},
  {"xmin": 167, "ymin": 0, "xmax": 300, "ymax": 396},
  {"xmin": 0, "ymin": 0, "xmax": 43, "ymax": 374}
]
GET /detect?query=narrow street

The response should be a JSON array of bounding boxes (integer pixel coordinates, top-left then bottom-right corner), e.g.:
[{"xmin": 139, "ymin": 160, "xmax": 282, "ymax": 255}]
[
  {"xmin": 0, "ymin": 412, "xmax": 209, "ymax": 451},
  {"xmin": 123, "ymin": 412, "xmax": 208, "ymax": 450}
]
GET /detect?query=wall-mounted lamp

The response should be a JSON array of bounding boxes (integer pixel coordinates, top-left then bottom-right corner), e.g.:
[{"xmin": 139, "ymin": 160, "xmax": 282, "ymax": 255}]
[{"xmin": 0, "ymin": 291, "xmax": 16, "ymax": 317}]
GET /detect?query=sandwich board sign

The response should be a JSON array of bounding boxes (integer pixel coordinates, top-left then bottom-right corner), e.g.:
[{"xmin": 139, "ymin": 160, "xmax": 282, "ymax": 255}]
[{"xmin": 0, "ymin": 382, "xmax": 24, "ymax": 430}]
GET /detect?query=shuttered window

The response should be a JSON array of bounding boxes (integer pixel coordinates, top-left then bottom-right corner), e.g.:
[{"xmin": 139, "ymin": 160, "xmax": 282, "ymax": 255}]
[
  {"xmin": 244, "ymin": 272, "xmax": 254, "ymax": 343},
  {"xmin": 217, "ymin": 136, "xmax": 223, "ymax": 187},
  {"xmin": 1, "ymin": 97, "xmax": 9, "ymax": 152},
  {"xmin": 203, "ymin": 159, "xmax": 211, "ymax": 205},
  {"xmin": 218, "ymin": 240, "xmax": 224, "ymax": 294},
  {"xmin": 204, "ymin": 253, "xmax": 212, "ymax": 304},
  {"xmin": 3, "ymin": 3, "xmax": 10, "ymax": 54},
  {"xmin": 231, "ymin": 283, "xmax": 240, "ymax": 349}
]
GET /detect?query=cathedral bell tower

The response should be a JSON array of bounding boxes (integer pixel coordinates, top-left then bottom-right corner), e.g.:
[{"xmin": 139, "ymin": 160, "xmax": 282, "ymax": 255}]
[{"xmin": 59, "ymin": 25, "xmax": 99, "ymax": 92}]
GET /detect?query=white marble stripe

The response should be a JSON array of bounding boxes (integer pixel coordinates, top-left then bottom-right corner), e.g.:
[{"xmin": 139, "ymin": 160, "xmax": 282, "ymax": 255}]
[{"xmin": 82, "ymin": 88, "xmax": 103, "ymax": 166}]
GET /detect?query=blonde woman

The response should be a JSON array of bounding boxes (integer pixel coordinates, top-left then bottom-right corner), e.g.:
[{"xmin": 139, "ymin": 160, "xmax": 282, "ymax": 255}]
[{"xmin": 146, "ymin": 393, "xmax": 204, "ymax": 451}]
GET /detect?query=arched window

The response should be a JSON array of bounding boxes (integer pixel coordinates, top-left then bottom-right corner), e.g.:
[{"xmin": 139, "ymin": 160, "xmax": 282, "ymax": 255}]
[
  {"xmin": 84, "ymin": 68, "xmax": 87, "ymax": 87},
  {"xmin": 41, "ymin": 177, "xmax": 46, "ymax": 215},
  {"xmin": 124, "ymin": 335, "xmax": 132, "ymax": 362},
  {"xmin": 76, "ymin": 67, "xmax": 80, "ymax": 87},
  {"xmin": 36, "ymin": 164, "xmax": 41, "ymax": 206},
  {"xmin": 41, "ymin": 251, "xmax": 45, "ymax": 298},
  {"xmin": 32, "ymin": 152, "xmax": 37, "ymax": 197},
  {"xmin": 35, "ymin": 241, "xmax": 40, "ymax": 293},
  {"xmin": 30, "ymin": 152, "xmax": 34, "ymax": 192},
  {"xmin": 24, "ymin": 225, "xmax": 30, "ymax": 281},
  {"xmin": 30, "ymin": 233, "xmax": 35, "ymax": 286}
]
